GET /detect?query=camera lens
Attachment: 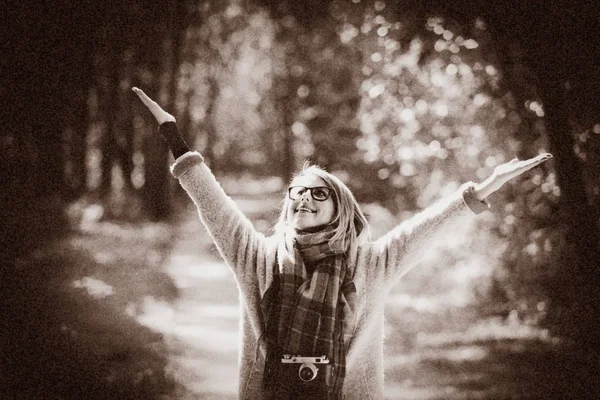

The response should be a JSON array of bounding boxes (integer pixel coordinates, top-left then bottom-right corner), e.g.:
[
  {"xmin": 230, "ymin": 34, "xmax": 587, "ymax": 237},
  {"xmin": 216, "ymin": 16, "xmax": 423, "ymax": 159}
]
[
  {"xmin": 299, "ymin": 367, "xmax": 314, "ymax": 381},
  {"xmin": 299, "ymin": 363, "xmax": 317, "ymax": 382}
]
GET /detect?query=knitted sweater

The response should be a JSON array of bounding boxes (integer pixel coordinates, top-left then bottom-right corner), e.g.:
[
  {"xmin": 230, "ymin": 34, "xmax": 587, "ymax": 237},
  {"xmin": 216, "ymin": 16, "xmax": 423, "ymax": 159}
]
[{"xmin": 170, "ymin": 151, "xmax": 488, "ymax": 400}]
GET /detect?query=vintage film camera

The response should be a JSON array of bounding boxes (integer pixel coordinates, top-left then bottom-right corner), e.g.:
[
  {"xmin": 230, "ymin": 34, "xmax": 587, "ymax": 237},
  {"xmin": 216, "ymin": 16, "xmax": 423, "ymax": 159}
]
[{"xmin": 280, "ymin": 354, "xmax": 331, "ymax": 384}]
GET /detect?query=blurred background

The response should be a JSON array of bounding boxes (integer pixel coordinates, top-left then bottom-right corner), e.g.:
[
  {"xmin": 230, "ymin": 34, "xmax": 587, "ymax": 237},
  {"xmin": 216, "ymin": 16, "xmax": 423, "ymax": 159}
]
[{"xmin": 2, "ymin": 0, "xmax": 599, "ymax": 399}]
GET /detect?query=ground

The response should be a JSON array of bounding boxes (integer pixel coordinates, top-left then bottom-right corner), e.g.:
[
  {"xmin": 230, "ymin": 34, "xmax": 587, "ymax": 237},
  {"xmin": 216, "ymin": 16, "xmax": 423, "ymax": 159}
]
[{"xmin": 2, "ymin": 191, "xmax": 597, "ymax": 400}]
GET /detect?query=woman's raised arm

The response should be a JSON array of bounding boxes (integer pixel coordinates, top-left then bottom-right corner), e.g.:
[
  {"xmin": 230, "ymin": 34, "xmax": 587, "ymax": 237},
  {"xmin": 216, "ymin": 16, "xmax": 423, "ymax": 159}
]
[
  {"xmin": 370, "ymin": 153, "xmax": 553, "ymax": 285},
  {"xmin": 132, "ymin": 87, "xmax": 269, "ymax": 280}
]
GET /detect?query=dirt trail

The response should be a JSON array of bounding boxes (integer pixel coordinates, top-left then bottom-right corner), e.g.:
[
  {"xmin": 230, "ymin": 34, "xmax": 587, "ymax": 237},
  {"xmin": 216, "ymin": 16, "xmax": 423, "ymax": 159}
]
[
  {"xmin": 135, "ymin": 210, "xmax": 240, "ymax": 400},
  {"xmin": 136, "ymin": 194, "xmax": 282, "ymax": 399}
]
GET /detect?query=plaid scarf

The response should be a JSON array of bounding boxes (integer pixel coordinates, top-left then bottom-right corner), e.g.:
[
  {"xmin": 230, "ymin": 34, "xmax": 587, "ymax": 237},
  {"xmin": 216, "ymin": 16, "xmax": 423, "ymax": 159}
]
[{"xmin": 263, "ymin": 227, "xmax": 356, "ymax": 398}]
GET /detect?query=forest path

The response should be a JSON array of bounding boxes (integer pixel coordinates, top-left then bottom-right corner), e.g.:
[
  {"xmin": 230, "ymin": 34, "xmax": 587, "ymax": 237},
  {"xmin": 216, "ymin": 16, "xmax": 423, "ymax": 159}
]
[
  {"xmin": 141, "ymin": 206, "xmax": 240, "ymax": 400},
  {"xmin": 136, "ymin": 194, "xmax": 281, "ymax": 400}
]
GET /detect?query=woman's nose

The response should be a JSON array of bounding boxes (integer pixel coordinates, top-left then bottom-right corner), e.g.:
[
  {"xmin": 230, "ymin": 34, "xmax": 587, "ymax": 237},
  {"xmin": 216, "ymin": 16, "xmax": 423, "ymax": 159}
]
[{"xmin": 300, "ymin": 190, "xmax": 312, "ymax": 202}]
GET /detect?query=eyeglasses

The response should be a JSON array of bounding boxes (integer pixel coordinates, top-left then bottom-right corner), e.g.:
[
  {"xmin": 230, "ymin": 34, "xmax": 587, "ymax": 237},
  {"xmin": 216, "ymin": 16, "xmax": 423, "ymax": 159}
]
[{"xmin": 288, "ymin": 186, "xmax": 333, "ymax": 202}]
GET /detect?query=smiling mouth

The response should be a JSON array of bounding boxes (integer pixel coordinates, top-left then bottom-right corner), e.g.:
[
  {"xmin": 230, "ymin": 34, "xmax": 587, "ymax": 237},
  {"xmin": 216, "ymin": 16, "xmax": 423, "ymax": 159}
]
[{"xmin": 296, "ymin": 207, "xmax": 315, "ymax": 213}]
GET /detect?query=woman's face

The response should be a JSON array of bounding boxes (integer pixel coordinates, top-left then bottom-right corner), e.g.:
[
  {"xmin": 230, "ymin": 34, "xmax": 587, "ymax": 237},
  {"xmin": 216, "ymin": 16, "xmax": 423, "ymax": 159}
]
[{"xmin": 287, "ymin": 174, "xmax": 336, "ymax": 231}]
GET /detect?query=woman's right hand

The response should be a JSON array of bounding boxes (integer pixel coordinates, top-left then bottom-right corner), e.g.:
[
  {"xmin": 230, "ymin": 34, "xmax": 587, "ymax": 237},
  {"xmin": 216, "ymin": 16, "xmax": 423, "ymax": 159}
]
[{"xmin": 132, "ymin": 87, "xmax": 176, "ymax": 125}]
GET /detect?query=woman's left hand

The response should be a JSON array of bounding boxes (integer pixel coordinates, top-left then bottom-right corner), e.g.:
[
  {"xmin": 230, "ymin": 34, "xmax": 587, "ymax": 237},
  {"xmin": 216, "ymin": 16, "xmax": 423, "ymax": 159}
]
[{"xmin": 474, "ymin": 153, "xmax": 553, "ymax": 200}]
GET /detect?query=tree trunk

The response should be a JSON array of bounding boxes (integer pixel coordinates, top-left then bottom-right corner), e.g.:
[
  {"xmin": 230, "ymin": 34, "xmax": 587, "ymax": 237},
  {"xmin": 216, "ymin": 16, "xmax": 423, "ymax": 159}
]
[
  {"xmin": 540, "ymin": 78, "xmax": 600, "ymax": 346},
  {"xmin": 100, "ymin": 39, "xmax": 121, "ymax": 198},
  {"xmin": 119, "ymin": 48, "xmax": 136, "ymax": 192},
  {"xmin": 119, "ymin": 103, "xmax": 135, "ymax": 192},
  {"xmin": 66, "ymin": 87, "xmax": 89, "ymax": 198},
  {"xmin": 281, "ymin": 106, "xmax": 295, "ymax": 182},
  {"xmin": 204, "ymin": 76, "xmax": 219, "ymax": 169},
  {"xmin": 35, "ymin": 104, "xmax": 66, "ymax": 199},
  {"xmin": 273, "ymin": 39, "xmax": 297, "ymax": 183}
]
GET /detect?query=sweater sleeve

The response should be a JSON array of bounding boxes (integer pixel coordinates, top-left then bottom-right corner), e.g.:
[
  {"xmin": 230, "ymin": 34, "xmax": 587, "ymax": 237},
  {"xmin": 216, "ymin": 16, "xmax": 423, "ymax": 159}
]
[
  {"xmin": 371, "ymin": 181, "xmax": 489, "ymax": 284},
  {"xmin": 170, "ymin": 150, "xmax": 267, "ymax": 281}
]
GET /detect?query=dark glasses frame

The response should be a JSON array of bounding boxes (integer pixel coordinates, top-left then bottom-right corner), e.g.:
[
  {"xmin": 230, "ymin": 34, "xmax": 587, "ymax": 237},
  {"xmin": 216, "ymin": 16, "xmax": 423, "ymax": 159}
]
[{"xmin": 287, "ymin": 186, "xmax": 333, "ymax": 201}]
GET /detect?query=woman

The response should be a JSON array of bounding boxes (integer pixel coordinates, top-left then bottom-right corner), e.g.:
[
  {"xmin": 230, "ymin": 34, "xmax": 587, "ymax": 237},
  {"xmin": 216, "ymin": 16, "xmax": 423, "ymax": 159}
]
[{"xmin": 132, "ymin": 87, "xmax": 552, "ymax": 399}]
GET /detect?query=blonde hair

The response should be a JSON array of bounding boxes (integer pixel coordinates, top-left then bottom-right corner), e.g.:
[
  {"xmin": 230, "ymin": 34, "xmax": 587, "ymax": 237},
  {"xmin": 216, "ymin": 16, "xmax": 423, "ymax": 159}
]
[{"xmin": 276, "ymin": 162, "xmax": 371, "ymax": 261}]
